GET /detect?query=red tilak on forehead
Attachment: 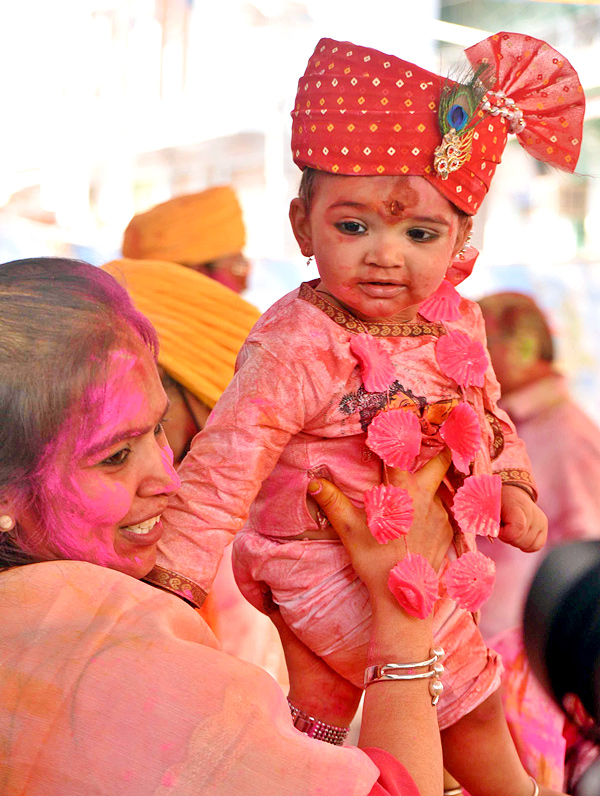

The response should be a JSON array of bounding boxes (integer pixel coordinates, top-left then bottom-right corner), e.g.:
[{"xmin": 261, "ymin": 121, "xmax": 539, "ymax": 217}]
[{"xmin": 383, "ymin": 179, "xmax": 419, "ymax": 218}]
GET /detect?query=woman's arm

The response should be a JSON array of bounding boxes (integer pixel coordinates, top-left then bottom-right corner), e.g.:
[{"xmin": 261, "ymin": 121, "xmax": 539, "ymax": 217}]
[{"xmin": 301, "ymin": 453, "xmax": 453, "ymax": 796}]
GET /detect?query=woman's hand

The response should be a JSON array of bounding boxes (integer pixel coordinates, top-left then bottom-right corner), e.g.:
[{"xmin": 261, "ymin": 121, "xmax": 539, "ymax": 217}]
[
  {"xmin": 305, "ymin": 453, "xmax": 452, "ymax": 796},
  {"xmin": 307, "ymin": 449, "xmax": 453, "ymax": 598}
]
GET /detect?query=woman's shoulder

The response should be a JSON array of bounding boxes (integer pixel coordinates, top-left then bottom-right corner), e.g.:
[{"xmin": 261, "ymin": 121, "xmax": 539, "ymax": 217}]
[
  {"xmin": 1, "ymin": 559, "xmax": 152, "ymax": 602},
  {"xmin": 0, "ymin": 560, "xmax": 213, "ymax": 640}
]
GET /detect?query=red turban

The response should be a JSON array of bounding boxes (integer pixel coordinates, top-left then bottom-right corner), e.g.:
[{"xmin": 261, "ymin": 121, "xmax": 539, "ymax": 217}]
[{"xmin": 291, "ymin": 33, "xmax": 584, "ymax": 215}]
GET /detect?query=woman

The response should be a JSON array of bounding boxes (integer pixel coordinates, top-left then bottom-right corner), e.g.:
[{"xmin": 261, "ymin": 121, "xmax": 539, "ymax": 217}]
[{"xmin": 0, "ymin": 257, "xmax": 452, "ymax": 796}]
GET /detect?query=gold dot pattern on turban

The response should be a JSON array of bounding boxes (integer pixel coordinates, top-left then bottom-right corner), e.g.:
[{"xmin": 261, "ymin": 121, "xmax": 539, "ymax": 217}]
[
  {"xmin": 122, "ymin": 186, "xmax": 246, "ymax": 266},
  {"xmin": 102, "ymin": 258, "xmax": 261, "ymax": 409}
]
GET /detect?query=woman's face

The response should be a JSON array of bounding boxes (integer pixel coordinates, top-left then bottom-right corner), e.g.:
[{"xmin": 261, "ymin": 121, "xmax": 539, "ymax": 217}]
[{"xmin": 18, "ymin": 345, "xmax": 181, "ymax": 578}]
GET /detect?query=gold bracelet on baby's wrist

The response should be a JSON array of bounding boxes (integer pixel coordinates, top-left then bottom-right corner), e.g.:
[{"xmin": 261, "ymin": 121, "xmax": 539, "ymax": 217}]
[{"xmin": 364, "ymin": 646, "xmax": 445, "ymax": 706}]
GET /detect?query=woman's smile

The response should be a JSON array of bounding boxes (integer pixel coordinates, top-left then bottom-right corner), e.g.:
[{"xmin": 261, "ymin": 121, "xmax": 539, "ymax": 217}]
[{"xmin": 119, "ymin": 513, "xmax": 165, "ymax": 545}]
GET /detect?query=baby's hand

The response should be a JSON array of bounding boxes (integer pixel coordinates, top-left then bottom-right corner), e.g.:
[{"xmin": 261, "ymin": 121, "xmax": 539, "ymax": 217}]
[{"xmin": 499, "ymin": 484, "xmax": 548, "ymax": 552}]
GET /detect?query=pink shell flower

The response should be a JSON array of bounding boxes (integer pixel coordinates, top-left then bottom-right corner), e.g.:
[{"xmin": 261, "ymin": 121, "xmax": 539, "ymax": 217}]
[
  {"xmin": 388, "ymin": 553, "xmax": 439, "ymax": 619},
  {"xmin": 435, "ymin": 330, "xmax": 488, "ymax": 388},
  {"xmin": 419, "ymin": 279, "xmax": 462, "ymax": 323},
  {"xmin": 364, "ymin": 484, "xmax": 414, "ymax": 542},
  {"xmin": 452, "ymin": 473, "xmax": 502, "ymax": 537},
  {"xmin": 367, "ymin": 409, "xmax": 422, "ymax": 470},
  {"xmin": 441, "ymin": 551, "xmax": 496, "ymax": 612},
  {"xmin": 350, "ymin": 333, "xmax": 396, "ymax": 393},
  {"xmin": 439, "ymin": 402, "xmax": 482, "ymax": 475}
]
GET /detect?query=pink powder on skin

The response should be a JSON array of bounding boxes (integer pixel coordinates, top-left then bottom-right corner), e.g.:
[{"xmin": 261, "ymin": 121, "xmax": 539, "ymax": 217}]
[{"xmin": 23, "ymin": 346, "xmax": 180, "ymax": 579}]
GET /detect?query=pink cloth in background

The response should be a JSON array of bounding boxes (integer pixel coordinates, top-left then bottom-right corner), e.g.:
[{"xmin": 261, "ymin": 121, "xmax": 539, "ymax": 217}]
[
  {"xmin": 490, "ymin": 628, "xmax": 566, "ymax": 791},
  {"xmin": 0, "ymin": 560, "xmax": 389, "ymax": 796},
  {"xmin": 207, "ymin": 544, "xmax": 288, "ymax": 686},
  {"xmin": 479, "ymin": 373, "xmax": 600, "ymax": 639}
]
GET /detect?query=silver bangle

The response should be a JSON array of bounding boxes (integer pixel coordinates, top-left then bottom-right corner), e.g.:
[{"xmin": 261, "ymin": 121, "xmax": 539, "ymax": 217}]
[
  {"xmin": 529, "ymin": 777, "xmax": 539, "ymax": 796},
  {"xmin": 444, "ymin": 788, "xmax": 463, "ymax": 796},
  {"xmin": 364, "ymin": 646, "xmax": 445, "ymax": 706},
  {"xmin": 287, "ymin": 700, "xmax": 350, "ymax": 746}
]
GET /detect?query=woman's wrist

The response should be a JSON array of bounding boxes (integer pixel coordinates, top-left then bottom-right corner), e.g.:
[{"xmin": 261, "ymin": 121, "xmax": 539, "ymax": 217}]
[{"xmin": 367, "ymin": 596, "xmax": 434, "ymax": 664}]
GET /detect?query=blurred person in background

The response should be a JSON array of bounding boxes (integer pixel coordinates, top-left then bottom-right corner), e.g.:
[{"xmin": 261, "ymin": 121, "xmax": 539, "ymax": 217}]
[
  {"xmin": 101, "ymin": 258, "xmax": 287, "ymax": 682},
  {"xmin": 122, "ymin": 186, "xmax": 251, "ymax": 293},
  {"xmin": 478, "ymin": 291, "xmax": 600, "ymax": 641},
  {"xmin": 476, "ymin": 292, "xmax": 600, "ymax": 792}
]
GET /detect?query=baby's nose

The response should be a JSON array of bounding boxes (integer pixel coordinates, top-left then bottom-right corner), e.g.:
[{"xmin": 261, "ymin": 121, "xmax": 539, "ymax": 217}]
[{"xmin": 367, "ymin": 234, "xmax": 405, "ymax": 268}]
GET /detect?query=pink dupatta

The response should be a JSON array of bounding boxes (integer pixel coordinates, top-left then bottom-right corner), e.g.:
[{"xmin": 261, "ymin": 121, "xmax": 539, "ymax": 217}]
[{"xmin": 0, "ymin": 560, "xmax": 381, "ymax": 796}]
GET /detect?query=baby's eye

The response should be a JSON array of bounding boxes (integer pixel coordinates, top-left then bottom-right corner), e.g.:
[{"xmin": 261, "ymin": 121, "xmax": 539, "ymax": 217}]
[
  {"xmin": 154, "ymin": 420, "xmax": 166, "ymax": 436},
  {"xmin": 101, "ymin": 447, "xmax": 131, "ymax": 467},
  {"xmin": 408, "ymin": 228, "xmax": 437, "ymax": 242},
  {"xmin": 336, "ymin": 220, "xmax": 367, "ymax": 235}
]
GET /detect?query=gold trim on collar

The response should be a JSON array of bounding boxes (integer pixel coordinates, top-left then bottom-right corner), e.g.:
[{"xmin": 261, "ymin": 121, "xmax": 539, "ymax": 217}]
[
  {"xmin": 143, "ymin": 565, "xmax": 207, "ymax": 609},
  {"xmin": 298, "ymin": 281, "xmax": 445, "ymax": 338}
]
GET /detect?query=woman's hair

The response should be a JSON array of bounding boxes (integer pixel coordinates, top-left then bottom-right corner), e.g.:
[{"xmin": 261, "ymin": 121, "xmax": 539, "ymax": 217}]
[{"xmin": 0, "ymin": 257, "xmax": 158, "ymax": 570}]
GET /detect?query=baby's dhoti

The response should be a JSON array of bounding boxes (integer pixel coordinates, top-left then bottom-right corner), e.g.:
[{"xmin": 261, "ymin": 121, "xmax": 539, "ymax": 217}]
[{"xmin": 233, "ymin": 531, "xmax": 502, "ymax": 730}]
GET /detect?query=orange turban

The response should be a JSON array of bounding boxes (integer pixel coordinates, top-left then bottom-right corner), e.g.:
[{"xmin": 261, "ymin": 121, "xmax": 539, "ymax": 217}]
[
  {"xmin": 102, "ymin": 258, "xmax": 260, "ymax": 408},
  {"xmin": 122, "ymin": 186, "xmax": 246, "ymax": 266}
]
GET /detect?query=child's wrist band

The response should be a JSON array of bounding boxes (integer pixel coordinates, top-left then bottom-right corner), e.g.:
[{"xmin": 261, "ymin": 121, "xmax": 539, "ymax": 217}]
[
  {"xmin": 287, "ymin": 700, "xmax": 350, "ymax": 745},
  {"xmin": 363, "ymin": 646, "xmax": 445, "ymax": 706}
]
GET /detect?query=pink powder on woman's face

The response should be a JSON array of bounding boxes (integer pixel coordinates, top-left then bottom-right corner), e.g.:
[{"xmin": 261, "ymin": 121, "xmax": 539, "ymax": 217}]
[{"xmin": 24, "ymin": 346, "xmax": 181, "ymax": 579}]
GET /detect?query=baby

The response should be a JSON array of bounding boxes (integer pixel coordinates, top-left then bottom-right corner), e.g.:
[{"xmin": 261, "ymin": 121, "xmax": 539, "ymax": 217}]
[{"xmin": 155, "ymin": 31, "xmax": 584, "ymax": 796}]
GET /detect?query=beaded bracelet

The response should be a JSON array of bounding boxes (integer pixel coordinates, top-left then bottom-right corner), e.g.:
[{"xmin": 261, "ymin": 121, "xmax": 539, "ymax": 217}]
[
  {"xmin": 364, "ymin": 646, "xmax": 445, "ymax": 706},
  {"xmin": 287, "ymin": 700, "xmax": 350, "ymax": 746}
]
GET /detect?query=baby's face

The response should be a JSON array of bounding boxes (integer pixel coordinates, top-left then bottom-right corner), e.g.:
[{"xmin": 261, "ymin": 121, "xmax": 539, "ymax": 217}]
[{"xmin": 290, "ymin": 174, "xmax": 470, "ymax": 323}]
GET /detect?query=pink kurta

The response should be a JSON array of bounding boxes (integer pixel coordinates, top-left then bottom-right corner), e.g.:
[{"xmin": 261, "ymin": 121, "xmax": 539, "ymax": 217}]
[
  {"xmin": 479, "ymin": 373, "xmax": 600, "ymax": 640},
  {"xmin": 157, "ymin": 281, "xmax": 534, "ymax": 727}
]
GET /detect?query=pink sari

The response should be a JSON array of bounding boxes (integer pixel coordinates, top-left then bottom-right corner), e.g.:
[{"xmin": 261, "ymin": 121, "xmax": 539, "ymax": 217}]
[{"xmin": 0, "ymin": 560, "xmax": 413, "ymax": 796}]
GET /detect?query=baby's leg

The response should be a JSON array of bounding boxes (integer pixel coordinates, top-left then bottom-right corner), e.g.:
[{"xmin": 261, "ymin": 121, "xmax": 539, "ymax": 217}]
[
  {"xmin": 232, "ymin": 531, "xmax": 372, "ymax": 684},
  {"xmin": 440, "ymin": 691, "xmax": 564, "ymax": 796}
]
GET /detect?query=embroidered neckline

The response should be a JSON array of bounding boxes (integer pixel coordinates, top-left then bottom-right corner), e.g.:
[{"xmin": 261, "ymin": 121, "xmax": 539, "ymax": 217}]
[{"xmin": 298, "ymin": 280, "xmax": 446, "ymax": 338}]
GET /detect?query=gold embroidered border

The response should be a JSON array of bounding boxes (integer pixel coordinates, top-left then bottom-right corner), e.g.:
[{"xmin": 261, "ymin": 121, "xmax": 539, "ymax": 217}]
[
  {"xmin": 485, "ymin": 410, "xmax": 505, "ymax": 461},
  {"xmin": 495, "ymin": 469, "xmax": 538, "ymax": 502},
  {"xmin": 143, "ymin": 565, "xmax": 207, "ymax": 609},
  {"xmin": 298, "ymin": 281, "xmax": 446, "ymax": 338}
]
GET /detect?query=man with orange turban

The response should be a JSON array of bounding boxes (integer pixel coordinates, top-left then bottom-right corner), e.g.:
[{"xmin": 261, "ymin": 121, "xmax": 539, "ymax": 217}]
[{"xmin": 122, "ymin": 186, "xmax": 250, "ymax": 293}]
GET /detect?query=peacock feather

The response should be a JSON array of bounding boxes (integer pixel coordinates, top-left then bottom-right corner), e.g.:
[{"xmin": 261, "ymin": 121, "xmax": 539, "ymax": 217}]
[{"xmin": 434, "ymin": 64, "xmax": 493, "ymax": 180}]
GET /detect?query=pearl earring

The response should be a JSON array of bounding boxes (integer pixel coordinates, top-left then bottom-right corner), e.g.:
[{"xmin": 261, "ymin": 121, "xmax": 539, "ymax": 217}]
[{"xmin": 0, "ymin": 515, "xmax": 15, "ymax": 532}]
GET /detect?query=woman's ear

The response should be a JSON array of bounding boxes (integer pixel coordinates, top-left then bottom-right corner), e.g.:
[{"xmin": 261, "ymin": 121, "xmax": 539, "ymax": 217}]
[
  {"xmin": 452, "ymin": 215, "xmax": 473, "ymax": 259},
  {"xmin": 289, "ymin": 198, "xmax": 313, "ymax": 257},
  {"xmin": 0, "ymin": 495, "xmax": 18, "ymax": 533}
]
